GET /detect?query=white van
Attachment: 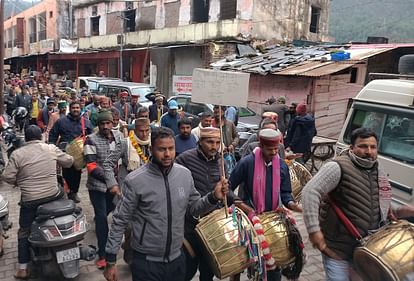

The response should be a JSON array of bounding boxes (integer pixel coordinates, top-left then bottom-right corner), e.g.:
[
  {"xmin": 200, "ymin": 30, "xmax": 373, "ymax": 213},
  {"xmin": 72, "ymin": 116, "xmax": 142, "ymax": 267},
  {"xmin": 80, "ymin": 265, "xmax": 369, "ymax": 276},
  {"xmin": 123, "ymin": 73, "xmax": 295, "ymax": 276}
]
[{"xmin": 336, "ymin": 78, "xmax": 414, "ymax": 214}]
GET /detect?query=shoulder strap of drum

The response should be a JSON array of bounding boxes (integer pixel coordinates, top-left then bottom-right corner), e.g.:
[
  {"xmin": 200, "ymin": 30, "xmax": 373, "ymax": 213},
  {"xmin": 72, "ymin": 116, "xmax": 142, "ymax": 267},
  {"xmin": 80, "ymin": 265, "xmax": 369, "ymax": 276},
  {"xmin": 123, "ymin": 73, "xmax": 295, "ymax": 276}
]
[{"xmin": 327, "ymin": 194, "xmax": 363, "ymax": 241}]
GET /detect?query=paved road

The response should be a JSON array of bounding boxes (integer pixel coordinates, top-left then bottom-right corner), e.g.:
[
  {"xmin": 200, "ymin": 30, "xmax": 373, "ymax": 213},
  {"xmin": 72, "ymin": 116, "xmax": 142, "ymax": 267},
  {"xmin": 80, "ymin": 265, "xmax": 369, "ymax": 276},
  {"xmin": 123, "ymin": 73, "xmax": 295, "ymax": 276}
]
[{"xmin": 0, "ymin": 173, "xmax": 325, "ymax": 281}]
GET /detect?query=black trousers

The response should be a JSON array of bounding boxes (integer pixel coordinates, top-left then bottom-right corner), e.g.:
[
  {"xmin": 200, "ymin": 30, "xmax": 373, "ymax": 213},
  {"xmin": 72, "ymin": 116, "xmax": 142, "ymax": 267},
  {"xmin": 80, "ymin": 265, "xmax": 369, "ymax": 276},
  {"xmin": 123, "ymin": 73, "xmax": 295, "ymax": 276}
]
[
  {"xmin": 131, "ymin": 251, "xmax": 186, "ymax": 281},
  {"xmin": 62, "ymin": 166, "xmax": 82, "ymax": 193},
  {"xmin": 184, "ymin": 234, "xmax": 214, "ymax": 281}
]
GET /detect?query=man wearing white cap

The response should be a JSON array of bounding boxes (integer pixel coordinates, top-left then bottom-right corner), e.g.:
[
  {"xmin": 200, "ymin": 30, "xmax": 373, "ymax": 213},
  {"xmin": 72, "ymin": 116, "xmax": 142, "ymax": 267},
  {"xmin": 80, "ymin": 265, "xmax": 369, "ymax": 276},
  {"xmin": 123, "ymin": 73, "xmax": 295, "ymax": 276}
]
[
  {"xmin": 229, "ymin": 128, "xmax": 302, "ymax": 281},
  {"xmin": 149, "ymin": 94, "xmax": 168, "ymax": 124}
]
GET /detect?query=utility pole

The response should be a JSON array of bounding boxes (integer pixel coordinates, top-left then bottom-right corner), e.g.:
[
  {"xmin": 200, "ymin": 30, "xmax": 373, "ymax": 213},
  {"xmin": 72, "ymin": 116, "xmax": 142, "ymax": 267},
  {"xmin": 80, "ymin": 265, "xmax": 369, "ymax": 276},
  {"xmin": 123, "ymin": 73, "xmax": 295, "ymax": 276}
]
[
  {"xmin": 118, "ymin": 16, "xmax": 130, "ymax": 81},
  {"xmin": 69, "ymin": 0, "xmax": 73, "ymax": 38},
  {"xmin": 120, "ymin": 33, "xmax": 123, "ymax": 81},
  {"xmin": 0, "ymin": 0, "xmax": 5, "ymax": 115}
]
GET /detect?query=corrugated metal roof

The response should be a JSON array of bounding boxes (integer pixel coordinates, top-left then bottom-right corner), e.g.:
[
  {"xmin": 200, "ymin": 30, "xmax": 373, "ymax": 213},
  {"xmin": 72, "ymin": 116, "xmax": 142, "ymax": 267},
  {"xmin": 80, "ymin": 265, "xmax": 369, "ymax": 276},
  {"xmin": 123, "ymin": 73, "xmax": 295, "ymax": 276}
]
[
  {"xmin": 211, "ymin": 44, "xmax": 403, "ymax": 77},
  {"xmin": 277, "ymin": 61, "xmax": 357, "ymax": 77},
  {"xmin": 349, "ymin": 43, "xmax": 414, "ymax": 49},
  {"xmin": 315, "ymin": 47, "xmax": 395, "ymax": 61}
]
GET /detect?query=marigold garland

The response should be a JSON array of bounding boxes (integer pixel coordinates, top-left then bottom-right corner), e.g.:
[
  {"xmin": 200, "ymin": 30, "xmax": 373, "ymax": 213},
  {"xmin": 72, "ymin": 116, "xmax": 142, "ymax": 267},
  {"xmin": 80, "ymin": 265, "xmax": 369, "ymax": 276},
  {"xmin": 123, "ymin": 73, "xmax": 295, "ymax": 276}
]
[{"xmin": 129, "ymin": 131, "xmax": 149, "ymax": 164}]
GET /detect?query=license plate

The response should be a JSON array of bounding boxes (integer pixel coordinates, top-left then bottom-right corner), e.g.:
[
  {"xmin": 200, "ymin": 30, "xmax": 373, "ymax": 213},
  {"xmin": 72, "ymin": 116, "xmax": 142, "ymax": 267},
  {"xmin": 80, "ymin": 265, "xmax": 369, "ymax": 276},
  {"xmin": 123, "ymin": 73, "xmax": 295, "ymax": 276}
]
[{"xmin": 56, "ymin": 247, "xmax": 80, "ymax": 264}]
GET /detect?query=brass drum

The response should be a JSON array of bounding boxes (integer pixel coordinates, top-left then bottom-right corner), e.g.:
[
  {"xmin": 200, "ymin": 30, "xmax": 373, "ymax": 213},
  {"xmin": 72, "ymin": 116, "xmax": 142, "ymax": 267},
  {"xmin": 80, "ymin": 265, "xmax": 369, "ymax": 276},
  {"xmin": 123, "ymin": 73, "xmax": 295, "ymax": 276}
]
[
  {"xmin": 258, "ymin": 212, "xmax": 296, "ymax": 267},
  {"xmin": 288, "ymin": 161, "xmax": 312, "ymax": 202},
  {"xmin": 195, "ymin": 208, "xmax": 256, "ymax": 279},
  {"xmin": 354, "ymin": 220, "xmax": 414, "ymax": 281}
]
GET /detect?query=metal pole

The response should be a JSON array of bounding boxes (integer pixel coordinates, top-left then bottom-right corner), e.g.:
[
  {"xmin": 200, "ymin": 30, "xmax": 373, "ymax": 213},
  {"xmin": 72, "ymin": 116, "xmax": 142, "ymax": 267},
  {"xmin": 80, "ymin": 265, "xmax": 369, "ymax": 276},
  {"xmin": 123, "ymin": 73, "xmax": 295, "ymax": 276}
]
[
  {"xmin": 0, "ymin": 0, "xmax": 5, "ymax": 115},
  {"xmin": 120, "ymin": 34, "xmax": 123, "ymax": 81},
  {"xmin": 69, "ymin": 0, "xmax": 73, "ymax": 38}
]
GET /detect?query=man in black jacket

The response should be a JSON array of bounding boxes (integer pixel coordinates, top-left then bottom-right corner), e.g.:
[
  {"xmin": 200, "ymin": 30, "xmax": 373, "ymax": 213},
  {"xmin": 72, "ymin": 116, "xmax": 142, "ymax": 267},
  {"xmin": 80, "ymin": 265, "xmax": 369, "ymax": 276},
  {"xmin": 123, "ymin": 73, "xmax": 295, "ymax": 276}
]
[
  {"xmin": 5, "ymin": 87, "xmax": 17, "ymax": 116},
  {"xmin": 49, "ymin": 101, "xmax": 93, "ymax": 202},
  {"xmin": 15, "ymin": 85, "xmax": 32, "ymax": 113},
  {"xmin": 149, "ymin": 94, "xmax": 168, "ymax": 124},
  {"xmin": 175, "ymin": 127, "xmax": 234, "ymax": 281}
]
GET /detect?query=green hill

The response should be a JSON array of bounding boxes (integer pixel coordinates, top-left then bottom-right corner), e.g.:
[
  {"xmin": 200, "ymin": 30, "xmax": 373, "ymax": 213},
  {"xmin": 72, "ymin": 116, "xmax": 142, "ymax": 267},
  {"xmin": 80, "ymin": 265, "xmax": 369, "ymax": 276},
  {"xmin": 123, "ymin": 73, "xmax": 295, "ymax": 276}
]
[
  {"xmin": 4, "ymin": 0, "xmax": 40, "ymax": 19},
  {"xmin": 329, "ymin": 0, "xmax": 414, "ymax": 43}
]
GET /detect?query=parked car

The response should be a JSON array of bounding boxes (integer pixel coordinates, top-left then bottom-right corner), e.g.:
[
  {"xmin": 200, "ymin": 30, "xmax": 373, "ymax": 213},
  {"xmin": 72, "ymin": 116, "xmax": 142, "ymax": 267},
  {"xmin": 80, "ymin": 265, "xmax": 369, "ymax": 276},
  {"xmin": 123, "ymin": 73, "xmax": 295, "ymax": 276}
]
[
  {"xmin": 76, "ymin": 76, "xmax": 121, "ymax": 94},
  {"xmin": 168, "ymin": 95, "xmax": 261, "ymax": 148},
  {"xmin": 97, "ymin": 81, "xmax": 155, "ymax": 107}
]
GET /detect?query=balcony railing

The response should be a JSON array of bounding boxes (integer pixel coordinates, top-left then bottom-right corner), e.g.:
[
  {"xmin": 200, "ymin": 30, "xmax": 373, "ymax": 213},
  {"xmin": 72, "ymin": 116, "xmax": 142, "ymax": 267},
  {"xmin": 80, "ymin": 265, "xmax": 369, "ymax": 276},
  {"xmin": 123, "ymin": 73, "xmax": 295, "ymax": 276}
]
[{"xmin": 29, "ymin": 33, "xmax": 37, "ymax": 43}]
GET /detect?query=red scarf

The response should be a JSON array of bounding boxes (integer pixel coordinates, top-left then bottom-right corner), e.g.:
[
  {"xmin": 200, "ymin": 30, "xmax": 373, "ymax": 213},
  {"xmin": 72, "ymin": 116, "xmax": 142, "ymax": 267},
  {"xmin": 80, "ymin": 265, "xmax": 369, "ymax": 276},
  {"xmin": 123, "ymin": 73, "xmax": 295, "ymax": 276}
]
[{"xmin": 253, "ymin": 147, "xmax": 281, "ymax": 214}]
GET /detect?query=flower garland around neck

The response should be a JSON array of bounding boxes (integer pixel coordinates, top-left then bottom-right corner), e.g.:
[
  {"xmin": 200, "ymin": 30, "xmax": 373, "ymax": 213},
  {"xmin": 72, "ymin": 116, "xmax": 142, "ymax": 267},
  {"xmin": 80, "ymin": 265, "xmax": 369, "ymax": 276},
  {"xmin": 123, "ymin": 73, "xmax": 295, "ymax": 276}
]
[{"xmin": 129, "ymin": 131, "xmax": 149, "ymax": 164}]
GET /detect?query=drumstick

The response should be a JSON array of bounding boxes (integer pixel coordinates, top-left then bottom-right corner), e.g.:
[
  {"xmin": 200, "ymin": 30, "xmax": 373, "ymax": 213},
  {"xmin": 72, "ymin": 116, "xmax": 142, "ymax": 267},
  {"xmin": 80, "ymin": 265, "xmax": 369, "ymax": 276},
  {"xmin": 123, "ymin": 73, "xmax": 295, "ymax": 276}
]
[{"xmin": 219, "ymin": 106, "xmax": 229, "ymax": 218}]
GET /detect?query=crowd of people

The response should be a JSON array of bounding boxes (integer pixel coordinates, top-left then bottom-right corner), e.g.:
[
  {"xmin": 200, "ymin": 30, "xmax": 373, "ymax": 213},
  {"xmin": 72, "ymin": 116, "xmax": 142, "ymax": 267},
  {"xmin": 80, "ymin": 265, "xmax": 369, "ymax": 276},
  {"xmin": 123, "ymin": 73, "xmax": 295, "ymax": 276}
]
[{"xmin": 1, "ymin": 71, "xmax": 413, "ymax": 281}]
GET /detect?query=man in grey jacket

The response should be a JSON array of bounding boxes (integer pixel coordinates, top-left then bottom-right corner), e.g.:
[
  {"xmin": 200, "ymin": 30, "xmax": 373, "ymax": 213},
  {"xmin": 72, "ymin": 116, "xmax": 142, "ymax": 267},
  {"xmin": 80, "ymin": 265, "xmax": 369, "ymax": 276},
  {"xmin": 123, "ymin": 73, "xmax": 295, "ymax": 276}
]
[{"xmin": 104, "ymin": 127, "xmax": 228, "ymax": 281}]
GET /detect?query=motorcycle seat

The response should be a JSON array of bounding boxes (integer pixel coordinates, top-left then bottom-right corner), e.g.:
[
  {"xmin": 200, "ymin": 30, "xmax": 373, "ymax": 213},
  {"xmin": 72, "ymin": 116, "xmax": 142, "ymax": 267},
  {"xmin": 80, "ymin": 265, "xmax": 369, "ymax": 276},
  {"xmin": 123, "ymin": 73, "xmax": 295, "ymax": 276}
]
[{"xmin": 36, "ymin": 199, "xmax": 76, "ymax": 218}]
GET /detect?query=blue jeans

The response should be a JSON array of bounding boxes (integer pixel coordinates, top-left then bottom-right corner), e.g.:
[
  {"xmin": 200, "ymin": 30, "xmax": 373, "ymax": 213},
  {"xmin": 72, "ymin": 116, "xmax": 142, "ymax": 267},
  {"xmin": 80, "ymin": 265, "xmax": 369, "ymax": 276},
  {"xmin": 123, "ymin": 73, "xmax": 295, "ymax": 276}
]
[
  {"xmin": 18, "ymin": 205, "xmax": 38, "ymax": 264},
  {"xmin": 88, "ymin": 190, "xmax": 115, "ymax": 258},
  {"xmin": 322, "ymin": 254, "xmax": 351, "ymax": 281}
]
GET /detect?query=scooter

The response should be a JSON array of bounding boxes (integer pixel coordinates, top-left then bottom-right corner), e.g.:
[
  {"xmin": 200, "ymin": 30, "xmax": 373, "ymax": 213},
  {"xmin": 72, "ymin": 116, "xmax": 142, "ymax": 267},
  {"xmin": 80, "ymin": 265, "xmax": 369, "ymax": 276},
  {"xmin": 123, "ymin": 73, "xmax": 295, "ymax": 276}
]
[
  {"xmin": 28, "ymin": 199, "xmax": 96, "ymax": 279},
  {"xmin": 1, "ymin": 127, "xmax": 25, "ymax": 157}
]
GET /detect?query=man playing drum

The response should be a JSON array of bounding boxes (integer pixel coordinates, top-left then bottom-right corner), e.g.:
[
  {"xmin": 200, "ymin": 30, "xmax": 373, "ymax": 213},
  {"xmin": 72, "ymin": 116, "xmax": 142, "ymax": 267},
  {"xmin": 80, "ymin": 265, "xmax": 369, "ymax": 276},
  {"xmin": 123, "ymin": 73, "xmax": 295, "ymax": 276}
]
[
  {"xmin": 176, "ymin": 127, "xmax": 236, "ymax": 281},
  {"xmin": 302, "ymin": 127, "xmax": 414, "ymax": 281},
  {"xmin": 103, "ymin": 127, "xmax": 229, "ymax": 281},
  {"xmin": 229, "ymin": 128, "xmax": 302, "ymax": 281}
]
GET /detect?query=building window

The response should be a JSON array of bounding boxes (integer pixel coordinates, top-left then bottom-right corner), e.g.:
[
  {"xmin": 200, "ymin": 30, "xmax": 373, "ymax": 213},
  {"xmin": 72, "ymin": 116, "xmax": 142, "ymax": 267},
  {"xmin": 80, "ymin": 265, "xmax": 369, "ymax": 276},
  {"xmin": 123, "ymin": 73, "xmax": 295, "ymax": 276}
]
[
  {"xmin": 91, "ymin": 16, "xmax": 100, "ymax": 36},
  {"xmin": 124, "ymin": 9, "xmax": 136, "ymax": 32},
  {"xmin": 49, "ymin": 11, "xmax": 53, "ymax": 18},
  {"xmin": 7, "ymin": 28, "xmax": 13, "ymax": 48},
  {"xmin": 29, "ymin": 17, "xmax": 37, "ymax": 43},
  {"xmin": 220, "ymin": 0, "xmax": 237, "ymax": 20},
  {"xmin": 92, "ymin": 6, "xmax": 98, "ymax": 16},
  {"xmin": 126, "ymin": 1, "xmax": 134, "ymax": 10},
  {"xmin": 192, "ymin": 0, "xmax": 209, "ymax": 23},
  {"xmin": 38, "ymin": 12, "xmax": 47, "ymax": 41},
  {"xmin": 309, "ymin": 6, "xmax": 320, "ymax": 33},
  {"xmin": 350, "ymin": 68, "xmax": 358, "ymax": 83}
]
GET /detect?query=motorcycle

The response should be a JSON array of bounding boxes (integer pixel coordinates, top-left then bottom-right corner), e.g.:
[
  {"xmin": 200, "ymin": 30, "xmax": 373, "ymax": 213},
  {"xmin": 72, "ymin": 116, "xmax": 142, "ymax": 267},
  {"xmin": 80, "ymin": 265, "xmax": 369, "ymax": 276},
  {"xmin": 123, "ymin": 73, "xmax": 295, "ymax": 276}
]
[
  {"xmin": 11, "ymin": 107, "xmax": 29, "ymax": 133},
  {"xmin": 28, "ymin": 199, "xmax": 96, "ymax": 279},
  {"xmin": 1, "ymin": 126, "xmax": 25, "ymax": 157}
]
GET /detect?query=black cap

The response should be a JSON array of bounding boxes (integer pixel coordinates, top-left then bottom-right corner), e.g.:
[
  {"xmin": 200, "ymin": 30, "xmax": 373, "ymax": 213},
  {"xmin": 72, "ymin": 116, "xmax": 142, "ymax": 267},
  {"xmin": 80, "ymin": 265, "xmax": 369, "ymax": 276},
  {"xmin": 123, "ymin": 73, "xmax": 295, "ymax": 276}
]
[{"xmin": 25, "ymin": 125, "xmax": 42, "ymax": 142}]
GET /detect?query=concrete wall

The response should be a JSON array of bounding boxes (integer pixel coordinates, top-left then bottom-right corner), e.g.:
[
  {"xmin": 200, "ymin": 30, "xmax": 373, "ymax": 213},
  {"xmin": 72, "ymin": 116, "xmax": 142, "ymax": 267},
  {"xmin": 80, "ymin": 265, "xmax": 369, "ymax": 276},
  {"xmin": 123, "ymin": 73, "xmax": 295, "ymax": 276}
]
[
  {"xmin": 74, "ymin": 0, "xmax": 330, "ymax": 49},
  {"xmin": 73, "ymin": 1, "xmax": 127, "ymax": 37},
  {"xmin": 78, "ymin": 20, "xmax": 249, "ymax": 50},
  {"xmin": 151, "ymin": 48, "xmax": 173, "ymax": 95},
  {"xmin": 173, "ymin": 47, "xmax": 204, "ymax": 76},
  {"xmin": 252, "ymin": 0, "xmax": 330, "ymax": 42}
]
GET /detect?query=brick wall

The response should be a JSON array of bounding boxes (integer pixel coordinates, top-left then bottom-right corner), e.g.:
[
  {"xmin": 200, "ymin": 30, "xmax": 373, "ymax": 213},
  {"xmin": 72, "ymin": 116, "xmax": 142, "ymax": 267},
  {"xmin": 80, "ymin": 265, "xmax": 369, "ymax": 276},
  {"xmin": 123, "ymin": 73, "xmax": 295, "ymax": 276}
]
[
  {"xmin": 165, "ymin": 1, "xmax": 180, "ymax": 28},
  {"xmin": 202, "ymin": 42, "xmax": 237, "ymax": 67},
  {"xmin": 138, "ymin": 6, "xmax": 156, "ymax": 30},
  {"xmin": 106, "ymin": 11, "xmax": 123, "ymax": 35}
]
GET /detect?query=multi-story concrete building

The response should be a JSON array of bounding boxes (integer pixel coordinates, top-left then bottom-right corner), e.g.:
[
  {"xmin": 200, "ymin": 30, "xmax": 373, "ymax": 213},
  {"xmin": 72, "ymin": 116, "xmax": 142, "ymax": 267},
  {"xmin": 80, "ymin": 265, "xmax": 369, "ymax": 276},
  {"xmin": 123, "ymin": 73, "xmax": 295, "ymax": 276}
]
[
  {"xmin": 4, "ymin": 0, "xmax": 331, "ymax": 94},
  {"xmin": 3, "ymin": 0, "xmax": 71, "ymax": 74},
  {"xmin": 65, "ymin": 0, "xmax": 331, "ymax": 93}
]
